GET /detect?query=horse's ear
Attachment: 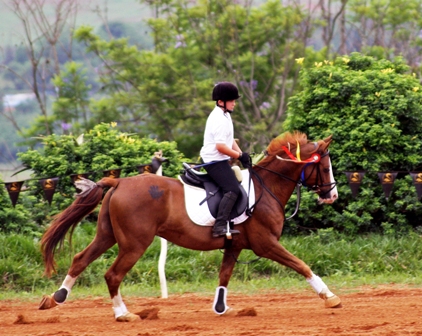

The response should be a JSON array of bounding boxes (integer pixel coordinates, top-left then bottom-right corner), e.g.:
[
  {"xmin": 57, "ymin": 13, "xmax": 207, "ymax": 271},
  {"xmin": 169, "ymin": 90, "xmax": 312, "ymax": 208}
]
[
  {"xmin": 323, "ymin": 134, "xmax": 333, "ymax": 144},
  {"xmin": 318, "ymin": 134, "xmax": 333, "ymax": 151}
]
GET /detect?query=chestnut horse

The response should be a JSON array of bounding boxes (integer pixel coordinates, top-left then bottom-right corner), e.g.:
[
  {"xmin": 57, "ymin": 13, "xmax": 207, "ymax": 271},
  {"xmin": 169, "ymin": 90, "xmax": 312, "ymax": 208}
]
[{"xmin": 39, "ymin": 131, "xmax": 341, "ymax": 321}]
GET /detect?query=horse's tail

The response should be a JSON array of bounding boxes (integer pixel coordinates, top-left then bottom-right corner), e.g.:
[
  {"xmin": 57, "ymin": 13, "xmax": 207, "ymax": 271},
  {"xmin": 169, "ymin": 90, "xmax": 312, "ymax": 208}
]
[{"xmin": 41, "ymin": 177, "xmax": 120, "ymax": 277}]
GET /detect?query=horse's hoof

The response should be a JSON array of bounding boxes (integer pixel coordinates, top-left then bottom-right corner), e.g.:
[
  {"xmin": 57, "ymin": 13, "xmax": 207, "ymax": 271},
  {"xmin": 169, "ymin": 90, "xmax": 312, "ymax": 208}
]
[
  {"xmin": 323, "ymin": 294, "xmax": 342, "ymax": 308},
  {"xmin": 116, "ymin": 312, "xmax": 140, "ymax": 322},
  {"xmin": 39, "ymin": 295, "xmax": 58, "ymax": 310}
]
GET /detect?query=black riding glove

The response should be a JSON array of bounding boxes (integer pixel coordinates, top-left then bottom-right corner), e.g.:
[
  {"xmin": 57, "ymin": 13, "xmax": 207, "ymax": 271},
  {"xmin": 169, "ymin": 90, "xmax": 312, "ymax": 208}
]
[{"xmin": 239, "ymin": 152, "xmax": 252, "ymax": 168}]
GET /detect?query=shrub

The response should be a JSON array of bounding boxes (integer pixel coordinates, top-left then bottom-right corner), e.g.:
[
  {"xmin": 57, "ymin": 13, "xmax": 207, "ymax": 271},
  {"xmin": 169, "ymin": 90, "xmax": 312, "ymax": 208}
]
[
  {"xmin": 283, "ymin": 53, "xmax": 422, "ymax": 234},
  {"xmin": 0, "ymin": 177, "xmax": 38, "ymax": 235},
  {"xmin": 11, "ymin": 122, "xmax": 188, "ymax": 232}
]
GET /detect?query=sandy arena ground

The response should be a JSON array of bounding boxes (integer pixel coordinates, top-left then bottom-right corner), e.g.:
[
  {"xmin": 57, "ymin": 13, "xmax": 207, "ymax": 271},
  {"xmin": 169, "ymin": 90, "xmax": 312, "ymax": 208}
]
[{"xmin": 1, "ymin": 284, "xmax": 422, "ymax": 335}]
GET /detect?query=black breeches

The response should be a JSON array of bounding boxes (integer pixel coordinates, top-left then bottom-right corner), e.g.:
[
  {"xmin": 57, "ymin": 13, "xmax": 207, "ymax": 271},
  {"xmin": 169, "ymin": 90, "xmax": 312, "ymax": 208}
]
[{"xmin": 204, "ymin": 160, "xmax": 240, "ymax": 196}]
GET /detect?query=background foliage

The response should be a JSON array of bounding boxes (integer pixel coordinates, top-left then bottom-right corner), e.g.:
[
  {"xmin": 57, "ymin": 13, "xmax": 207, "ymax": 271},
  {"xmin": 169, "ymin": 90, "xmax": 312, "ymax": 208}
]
[
  {"xmin": 0, "ymin": 176, "xmax": 37, "ymax": 235},
  {"xmin": 0, "ymin": 122, "xmax": 187, "ymax": 233},
  {"xmin": 66, "ymin": 0, "xmax": 310, "ymax": 157},
  {"xmin": 4, "ymin": 0, "xmax": 422, "ymax": 162},
  {"xmin": 2, "ymin": 228, "xmax": 422, "ymax": 295},
  {"xmin": 283, "ymin": 53, "xmax": 422, "ymax": 234},
  {"xmin": 2, "ymin": 0, "xmax": 422, "ymax": 298}
]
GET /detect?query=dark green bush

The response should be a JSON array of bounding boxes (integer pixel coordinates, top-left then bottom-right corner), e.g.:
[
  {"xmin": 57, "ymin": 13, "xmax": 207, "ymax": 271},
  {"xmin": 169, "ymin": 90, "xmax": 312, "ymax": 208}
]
[
  {"xmin": 283, "ymin": 53, "xmax": 422, "ymax": 234},
  {"xmin": 0, "ymin": 177, "xmax": 38, "ymax": 235},
  {"xmin": 1, "ymin": 122, "xmax": 188, "ymax": 233}
]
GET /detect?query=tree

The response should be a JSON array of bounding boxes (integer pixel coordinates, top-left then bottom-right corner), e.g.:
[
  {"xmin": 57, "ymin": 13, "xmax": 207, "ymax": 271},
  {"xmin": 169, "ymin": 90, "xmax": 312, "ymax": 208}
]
[
  {"xmin": 0, "ymin": 0, "xmax": 79, "ymax": 137},
  {"xmin": 97, "ymin": 21, "xmax": 153, "ymax": 49},
  {"xmin": 316, "ymin": 0, "xmax": 348, "ymax": 57},
  {"xmin": 346, "ymin": 0, "xmax": 422, "ymax": 71},
  {"xmin": 283, "ymin": 53, "xmax": 422, "ymax": 234},
  {"xmin": 52, "ymin": 61, "xmax": 91, "ymax": 134},
  {"xmin": 71, "ymin": 0, "xmax": 312, "ymax": 157}
]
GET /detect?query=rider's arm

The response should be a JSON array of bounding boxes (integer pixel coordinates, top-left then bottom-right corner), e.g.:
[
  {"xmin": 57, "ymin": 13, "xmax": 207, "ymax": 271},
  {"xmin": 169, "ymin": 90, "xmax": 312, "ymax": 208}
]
[
  {"xmin": 231, "ymin": 139, "xmax": 242, "ymax": 154},
  {"xmin": 216, "ymin": 143, "xmax": 242, "ymax": 159}
]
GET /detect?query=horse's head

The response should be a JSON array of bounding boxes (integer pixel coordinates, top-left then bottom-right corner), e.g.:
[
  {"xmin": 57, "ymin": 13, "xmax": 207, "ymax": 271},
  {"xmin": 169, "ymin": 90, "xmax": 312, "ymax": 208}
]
[
  {"xmin": 302, "ymin": 135, "xmax": 338, "ymax": 204},
  {"xmin": 259, "ymin": 132, "xmax": 338, "ymax": 204}
]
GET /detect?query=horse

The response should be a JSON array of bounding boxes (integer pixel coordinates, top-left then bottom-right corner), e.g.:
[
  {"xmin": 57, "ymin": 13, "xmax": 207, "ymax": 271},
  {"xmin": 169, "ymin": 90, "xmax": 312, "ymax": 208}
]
[{"xmin": 38, "ymin": 131, "xmax": 341, "ymax": 321}]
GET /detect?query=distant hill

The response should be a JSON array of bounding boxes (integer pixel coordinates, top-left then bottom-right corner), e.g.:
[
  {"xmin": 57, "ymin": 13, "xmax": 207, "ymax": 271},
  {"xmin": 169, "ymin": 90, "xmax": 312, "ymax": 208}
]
[
  {"xmin": 0, "ymin": 0, "xmax": 155, "ymax": 171},
  {"xmin": 0, "ymin": 0, "xmax": 152, "ymax": 47}
]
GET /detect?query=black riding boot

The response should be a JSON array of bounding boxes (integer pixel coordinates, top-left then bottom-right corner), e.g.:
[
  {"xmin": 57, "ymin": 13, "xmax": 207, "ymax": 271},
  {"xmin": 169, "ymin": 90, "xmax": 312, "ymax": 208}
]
[{"xmin": 212, "ymin": 191, "xmax": 240, "ymax": 238}]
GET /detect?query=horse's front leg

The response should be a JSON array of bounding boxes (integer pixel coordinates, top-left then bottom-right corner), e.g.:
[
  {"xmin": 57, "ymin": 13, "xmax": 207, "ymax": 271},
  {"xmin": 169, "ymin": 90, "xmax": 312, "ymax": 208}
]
[
  {"xmin": 256, "ymin": 241, "xmax": 342, "ymax": 308},
  {"xmin": 213, "ymin": 248, "xmax": 241, "ymax": 315}
]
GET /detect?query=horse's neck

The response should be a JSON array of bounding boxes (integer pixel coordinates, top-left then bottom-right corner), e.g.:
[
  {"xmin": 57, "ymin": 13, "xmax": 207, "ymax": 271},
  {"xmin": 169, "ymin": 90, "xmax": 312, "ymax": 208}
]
[{"xmin": 253, "ymin": 162, "xmax": 302, "ymax": 207}]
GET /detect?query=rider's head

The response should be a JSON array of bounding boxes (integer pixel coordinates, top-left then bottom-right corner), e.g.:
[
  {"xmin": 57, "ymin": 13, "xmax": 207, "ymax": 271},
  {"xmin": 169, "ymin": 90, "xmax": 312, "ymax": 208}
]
[{"xmin": 212, "ymin": 82, "xmax": 241, "ymax": 113}]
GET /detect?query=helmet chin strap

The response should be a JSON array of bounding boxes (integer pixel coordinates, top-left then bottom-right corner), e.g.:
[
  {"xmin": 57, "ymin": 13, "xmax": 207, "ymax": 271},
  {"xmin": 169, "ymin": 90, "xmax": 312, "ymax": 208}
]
[{"xmin": 216, "ymin": 101, "xmax": 233, "ymax": 113}]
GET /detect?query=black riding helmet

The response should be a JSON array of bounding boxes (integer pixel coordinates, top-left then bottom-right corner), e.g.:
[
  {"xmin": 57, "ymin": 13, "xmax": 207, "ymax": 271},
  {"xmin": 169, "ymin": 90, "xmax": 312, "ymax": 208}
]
[{"xmin": 212, "ymin": 82, "xmax": 241, "ymax": 102}]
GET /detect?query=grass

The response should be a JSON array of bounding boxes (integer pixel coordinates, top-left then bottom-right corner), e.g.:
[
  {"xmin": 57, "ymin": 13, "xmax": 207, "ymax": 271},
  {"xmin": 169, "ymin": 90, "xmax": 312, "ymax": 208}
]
[
  {"xmin": 1, "ymin": 227, "xmax": 422, "ymax": 302},
  {"xmin": 3, "ymin": 270, "xmax": 422, "ymax": 303}
]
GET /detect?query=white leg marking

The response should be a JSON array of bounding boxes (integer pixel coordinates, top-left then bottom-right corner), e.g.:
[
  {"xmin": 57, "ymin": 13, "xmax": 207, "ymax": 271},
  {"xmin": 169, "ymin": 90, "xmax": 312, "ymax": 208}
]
[
  {"xmin": 60, "ymin": 275, "xmax": 77, "ymax": 293},
  {"xmin": 112, "ymin": 290, "xmax": 128, "ymax": 318},
  {"xmin": 306, "ymin": 272, "xmax": 334, "ymax": 297},
  {"xmin": 55, "ymin": 275, "xmax": 77, "ymax": 303}
]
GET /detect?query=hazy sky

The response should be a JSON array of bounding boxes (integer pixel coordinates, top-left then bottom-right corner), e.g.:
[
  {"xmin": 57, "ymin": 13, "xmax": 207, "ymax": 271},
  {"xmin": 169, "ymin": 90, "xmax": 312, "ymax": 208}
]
[{"xmin": 0, "ymin": 0, "xmax": 151, "ymax": 46}]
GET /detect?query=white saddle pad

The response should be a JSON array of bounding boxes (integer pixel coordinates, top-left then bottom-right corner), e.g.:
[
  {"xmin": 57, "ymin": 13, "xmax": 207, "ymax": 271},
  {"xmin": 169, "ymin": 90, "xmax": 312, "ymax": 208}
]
[{"xmin": 178, "ymin": 169, "xmax": 255, "ymax": 226}]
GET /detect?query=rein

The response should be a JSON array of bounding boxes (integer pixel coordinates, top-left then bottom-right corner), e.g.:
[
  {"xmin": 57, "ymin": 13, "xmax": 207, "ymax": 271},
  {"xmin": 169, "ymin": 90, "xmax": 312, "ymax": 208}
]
[
  {"xmin": 286, "ymin": 184, "xmax": 302, "ymax": 220},
  {"xmin": 225, "ymin": 165, "xmax": 304, "ymax": 265},
  {"xmin": 248, "ymin": 148, "xmax": 333, "ymax": 221},
  {"xmin": 227, "ymin": 143, "xmax": 336, "ymax": 265}
]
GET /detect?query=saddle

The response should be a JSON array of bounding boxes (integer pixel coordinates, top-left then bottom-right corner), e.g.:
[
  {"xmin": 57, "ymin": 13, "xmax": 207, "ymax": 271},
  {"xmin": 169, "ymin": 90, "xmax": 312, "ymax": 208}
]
[{"xmin": 180, "ymin": 163, "xmax": 248, "ymax": 220}]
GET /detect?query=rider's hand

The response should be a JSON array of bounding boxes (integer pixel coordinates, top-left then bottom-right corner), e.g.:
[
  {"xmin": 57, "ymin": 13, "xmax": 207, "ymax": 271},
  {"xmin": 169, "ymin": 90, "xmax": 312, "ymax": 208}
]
[{"xmin": 239, "ymin": 152, "xmax": 252, "ymax": 168}]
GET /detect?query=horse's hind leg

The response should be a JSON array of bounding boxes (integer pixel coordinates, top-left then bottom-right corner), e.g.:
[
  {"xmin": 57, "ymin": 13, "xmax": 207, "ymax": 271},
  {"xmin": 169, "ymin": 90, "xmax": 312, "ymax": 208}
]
[
  {"xmin": 39, "ymin": 194, "xmax": 116, "ymax": 310},
  {"xmin": 213, "ymin": 248, "xmax": 241, "ymax": 315},
  {"xmin": 256, "ymin": 241, "xmax": 341, "ymax": 308},
  {"xmin": 39, "ymin": 232, "xmax": 116, "ymax": 310}
]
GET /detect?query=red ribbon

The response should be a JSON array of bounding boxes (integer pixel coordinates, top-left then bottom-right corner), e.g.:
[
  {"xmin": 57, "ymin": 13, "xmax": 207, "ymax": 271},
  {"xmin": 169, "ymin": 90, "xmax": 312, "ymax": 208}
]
[{"xmin": 281, "ymin": 146, "xmax": 321, "ymax": 163}]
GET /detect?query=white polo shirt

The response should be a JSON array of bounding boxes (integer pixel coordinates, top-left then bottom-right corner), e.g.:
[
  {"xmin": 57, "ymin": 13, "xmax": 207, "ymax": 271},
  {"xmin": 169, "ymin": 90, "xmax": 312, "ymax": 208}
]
[{"xmin": 200, "ymin": 105, "xmax": 234, "ymax": 163}]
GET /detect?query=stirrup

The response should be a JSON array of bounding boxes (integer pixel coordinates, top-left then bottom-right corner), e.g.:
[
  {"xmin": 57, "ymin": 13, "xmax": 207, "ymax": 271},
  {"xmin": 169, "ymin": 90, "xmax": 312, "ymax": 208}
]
[
  {"xmin": 212, "ymin": 229, "xmax": 240, "ymax": 238},
  {"xmin": 212, "ymin": 222, "xmax": 240, "ymax": 239}
]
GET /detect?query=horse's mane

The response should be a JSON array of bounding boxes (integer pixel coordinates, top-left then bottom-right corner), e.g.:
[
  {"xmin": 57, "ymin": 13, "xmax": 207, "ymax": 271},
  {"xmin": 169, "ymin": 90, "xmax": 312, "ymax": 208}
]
[{"xmin": 258, "ymin": 131, "xmax": 309, "ymax": 166}]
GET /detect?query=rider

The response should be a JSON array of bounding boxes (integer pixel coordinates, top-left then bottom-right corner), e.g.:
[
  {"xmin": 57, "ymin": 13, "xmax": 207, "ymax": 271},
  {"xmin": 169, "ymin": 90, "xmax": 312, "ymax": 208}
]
[{"xmin": 200, "ymin": 82, "xmax": 252, "ymax": 238}]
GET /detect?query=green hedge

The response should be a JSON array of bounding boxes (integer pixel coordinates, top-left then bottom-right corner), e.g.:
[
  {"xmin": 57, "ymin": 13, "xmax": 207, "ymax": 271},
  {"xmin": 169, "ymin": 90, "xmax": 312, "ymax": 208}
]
[
  {"xmin": 0, "ymin": 122, "xmax": 188, "ymax": 234},
  {"xmin": 283, "ymin": 53, "xmax": 422, "ymax": 234}
]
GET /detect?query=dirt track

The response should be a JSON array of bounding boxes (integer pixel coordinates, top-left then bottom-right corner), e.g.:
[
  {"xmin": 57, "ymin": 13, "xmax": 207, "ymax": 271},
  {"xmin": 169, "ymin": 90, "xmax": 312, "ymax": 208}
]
[{"xmin": 1, "ymin": 285, "xmax": 422, "ymax": 335}]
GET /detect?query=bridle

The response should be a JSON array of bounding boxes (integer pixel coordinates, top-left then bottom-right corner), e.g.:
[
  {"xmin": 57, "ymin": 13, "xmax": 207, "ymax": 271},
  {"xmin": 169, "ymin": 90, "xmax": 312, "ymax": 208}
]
[
  {"xmin": 297, "ymin": 150, "xmax": 337, "ymax": 197},
  {"xmin": 248, "ymin": 141, "xmax": 337, "ymax": 218},
  {"xmin": 226, "ymin": 142, "xmax": 336, "ymax": 265}
]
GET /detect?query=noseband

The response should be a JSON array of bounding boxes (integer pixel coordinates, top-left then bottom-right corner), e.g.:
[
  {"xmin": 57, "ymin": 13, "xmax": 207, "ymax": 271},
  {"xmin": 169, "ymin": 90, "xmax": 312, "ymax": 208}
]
[{"xmin": 299, "ymin": 151, "xmax": 336, "ymax": 197}]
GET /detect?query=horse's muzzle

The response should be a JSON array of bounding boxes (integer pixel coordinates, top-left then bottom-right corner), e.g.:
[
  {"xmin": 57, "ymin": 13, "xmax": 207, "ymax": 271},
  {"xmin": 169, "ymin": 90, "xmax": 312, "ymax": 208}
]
[{"xmin": 317, "ymin": 185, "xmax": 338, "ymax": 204}]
